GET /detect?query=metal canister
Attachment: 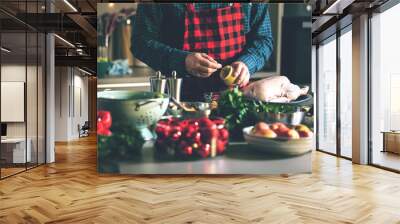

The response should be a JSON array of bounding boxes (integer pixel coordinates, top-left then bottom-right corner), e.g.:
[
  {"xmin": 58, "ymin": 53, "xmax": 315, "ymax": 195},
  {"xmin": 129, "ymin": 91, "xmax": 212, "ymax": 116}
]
[
  {"xmin": 167, "ymin": 71, "xmax": 182, "ymax": 102},
  {"xmin": 149, "ymin": 71, "xmax": 167, "ymax": 94}
]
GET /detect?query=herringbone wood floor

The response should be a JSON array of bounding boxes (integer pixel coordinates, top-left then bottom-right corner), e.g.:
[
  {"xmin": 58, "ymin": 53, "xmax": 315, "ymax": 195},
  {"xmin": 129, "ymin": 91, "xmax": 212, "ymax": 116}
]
[{"xmin": 1, "ymin": 135, "xmax": 400, "ymax": 224}]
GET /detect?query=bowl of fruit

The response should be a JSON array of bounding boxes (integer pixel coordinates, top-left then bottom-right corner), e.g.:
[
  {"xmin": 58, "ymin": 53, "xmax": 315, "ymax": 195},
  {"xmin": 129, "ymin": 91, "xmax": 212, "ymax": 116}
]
[
  {"xmin": 154, "ymin": 117, "xmax": 229, "ymax": 159},
  {"xmin": 243, "ymin": 122, "xmax": 313, "ymax": 156}
]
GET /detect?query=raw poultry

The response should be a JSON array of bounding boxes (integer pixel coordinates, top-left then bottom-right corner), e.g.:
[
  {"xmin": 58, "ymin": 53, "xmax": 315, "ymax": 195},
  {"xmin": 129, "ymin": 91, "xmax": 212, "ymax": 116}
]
[{"xmin": 242, "ymin": 76, "xmax": 309, "ymax": 103}]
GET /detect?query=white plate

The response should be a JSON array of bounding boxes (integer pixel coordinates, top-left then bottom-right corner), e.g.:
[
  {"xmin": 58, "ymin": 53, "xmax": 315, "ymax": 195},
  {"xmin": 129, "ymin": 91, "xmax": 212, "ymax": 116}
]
[{"xmin": 242, "ymin": 126, "xmax": 313, "ymax": 156}]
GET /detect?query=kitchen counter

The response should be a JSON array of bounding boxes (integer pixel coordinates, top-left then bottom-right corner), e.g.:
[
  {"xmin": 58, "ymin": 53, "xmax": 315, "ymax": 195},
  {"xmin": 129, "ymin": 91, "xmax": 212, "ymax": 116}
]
[{"xmin": 99, "ymin": 142, "xmax": 312, "ymax": 175}]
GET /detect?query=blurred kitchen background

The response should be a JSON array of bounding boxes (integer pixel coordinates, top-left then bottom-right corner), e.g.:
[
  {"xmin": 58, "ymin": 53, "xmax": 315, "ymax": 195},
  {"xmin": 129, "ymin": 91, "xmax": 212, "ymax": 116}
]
[
  {"xmin": 96, "ymin": 1, "xmax": 400, "ymax": 173},
  {"xmin": 97, "ymin": 3, "xmax": 312, "ymax": 92}
]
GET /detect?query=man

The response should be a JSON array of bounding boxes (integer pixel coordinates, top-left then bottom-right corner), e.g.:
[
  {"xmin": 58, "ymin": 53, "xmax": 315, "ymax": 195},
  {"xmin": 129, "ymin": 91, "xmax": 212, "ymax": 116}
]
[{"xmin": 132, "ymin": 3, "xmax": 273, "ymax": 101}]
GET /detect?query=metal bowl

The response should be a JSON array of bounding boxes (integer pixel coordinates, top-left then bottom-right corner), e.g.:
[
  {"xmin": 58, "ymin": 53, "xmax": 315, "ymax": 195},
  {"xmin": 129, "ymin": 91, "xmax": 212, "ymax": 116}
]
[
  {"xmin": 259, "ymin": 111, "xmax": 305, "ymax": 126},
  {"xmin": 181, "ymin": 102, "xmax": 211, "ymax": 118},
  {"xmin": 169, "ymin": 102, "xmax": 211, "ymax": 118},
  {"xmin": 98, "ymin": 90, "xmax": 169, "ymax": 140}
]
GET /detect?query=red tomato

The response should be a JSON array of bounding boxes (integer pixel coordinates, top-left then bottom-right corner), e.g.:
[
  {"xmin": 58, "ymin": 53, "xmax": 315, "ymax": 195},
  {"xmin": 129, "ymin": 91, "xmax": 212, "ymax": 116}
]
[
  {"xmin": 199, "ymin": 144, "xmax": 211, "ymax": 158},
  {"xmin": 97, "ymin": 111, "xmax": 112, "ymax": 128},
  {"xmin": 216, "ymin": 139, "xmax": 227, "ymax": 154},
  {"xmin": 172, "ymin": 125, "xmax": 182, "ymax": 133},
  {"xmin": 97, "ymin": 111, "xmax": 112, "ymax": 136},
  {"xmin": 179, "ymin": 120, "xmax": 190, "ymax": 128},
  {"xmin": 193, "ymin": 132, "xmax": 201, "ymax": 143},
  {"xmin": 219, "ymin": 129, "xmax": 229, "ymax": 140},
  {"xmin": 184, "ymin": 146, "xmax": 193, "ymax": 155},
  {"xmin": 155, "ymin": 124, "xmax": 165, "ymax": 134}
]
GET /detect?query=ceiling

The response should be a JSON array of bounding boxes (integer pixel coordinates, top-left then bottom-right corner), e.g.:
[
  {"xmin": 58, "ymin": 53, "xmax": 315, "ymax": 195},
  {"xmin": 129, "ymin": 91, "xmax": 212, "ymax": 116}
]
[
  {"xmin": 0, "ymin": 0, "xmax": 97, "ymax": 74},
  {"xmin": 311, "ymin": 0, "xmax": 390, "ymax": 43}
]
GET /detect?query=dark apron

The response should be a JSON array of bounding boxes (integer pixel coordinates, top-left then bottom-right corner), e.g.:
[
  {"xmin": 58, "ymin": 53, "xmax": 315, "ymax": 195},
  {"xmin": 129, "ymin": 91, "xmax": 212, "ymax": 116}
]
[{"xmin": 181, "ymin": 3, "xmax": 246, "ymax": 101}]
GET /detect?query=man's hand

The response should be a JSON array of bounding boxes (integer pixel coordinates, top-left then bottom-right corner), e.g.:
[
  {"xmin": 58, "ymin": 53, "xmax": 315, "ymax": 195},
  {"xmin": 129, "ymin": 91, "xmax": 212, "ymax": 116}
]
[
  {"xmin": 231, "ymin": 61, "xmax": 250, "ymax": 87},
  {"xmin": 185, "ymin": 53, "xmax": 222, "ymax": 78}
]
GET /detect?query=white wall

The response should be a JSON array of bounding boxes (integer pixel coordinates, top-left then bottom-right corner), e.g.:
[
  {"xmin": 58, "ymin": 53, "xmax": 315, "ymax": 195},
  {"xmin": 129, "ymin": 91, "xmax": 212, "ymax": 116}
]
[
  {"xmin": 54, "ymin": 67, "xmax": 89, "ymax": 141},
  {"xmin": 55, "ymin": 66, "xmax": 69, "ymax": 141},
  {"xmin": 1, "ymin": 64, "xmax": 46, "ymax": 164},
  {"xmin": 1, "ymin": 65, "xmax": 26, "ymax": 139}
]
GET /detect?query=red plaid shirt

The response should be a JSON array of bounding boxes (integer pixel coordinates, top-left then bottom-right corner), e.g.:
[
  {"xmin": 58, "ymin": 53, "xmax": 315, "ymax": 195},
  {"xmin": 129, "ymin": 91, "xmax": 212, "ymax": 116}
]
[{"xmin": 132, "ymin": 3, "xmax": 273, "ymax": 76}]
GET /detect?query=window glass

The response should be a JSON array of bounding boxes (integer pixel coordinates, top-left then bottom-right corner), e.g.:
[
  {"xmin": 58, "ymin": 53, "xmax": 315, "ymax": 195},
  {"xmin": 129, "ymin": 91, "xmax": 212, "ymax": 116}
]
[
  {"xmin": 317, "ymin": 37, "xmax": 337, "ymax": 154},
  {"xmin": 371, "ymin": 3, "xmax": 400, "ymax": 171},
  {"xmin": 339, "ymin": 29, "xmax": 352, "ymax": 158},
  {"xmin": 1, "ymin": 30, "xmax": 28, "ymax": 178}
]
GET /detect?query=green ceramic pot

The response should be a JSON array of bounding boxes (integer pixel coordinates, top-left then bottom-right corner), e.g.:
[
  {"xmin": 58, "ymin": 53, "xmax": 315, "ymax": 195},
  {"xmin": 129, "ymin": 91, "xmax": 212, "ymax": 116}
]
[{"xmin": 98, "ymin": 90, "xmax": 169, "ymax": 140}]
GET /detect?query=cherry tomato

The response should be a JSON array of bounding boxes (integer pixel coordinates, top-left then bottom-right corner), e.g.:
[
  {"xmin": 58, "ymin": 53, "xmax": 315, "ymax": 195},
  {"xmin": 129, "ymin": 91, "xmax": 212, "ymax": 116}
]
[
  {"xmin": 199, "ymin": 144, "xmax": 211, "ymax": 158},
  {"xmin": 184, "ymin": 146, "xmax": 193, "ymax": 155},
  {"xmin": 97, "ymin": 111, "xmax": 112, "ymax": 136},
  {"xmin": 219, "ymin": 129, "xmax": 229, "ymax": 140},
  {"xmin": 216, "ymin": 139, "xmax": 227, "ymax": 154},
  {"xmin": 193, "ymin": 132, "xmax": 201, "ymax": 143},
  {"xmin": 172, "ymin": 131, "xmax": 182, "ymax": 141},
  {"xmin": 185, "ymin": 126, "xmax": 197, "ymax": 137},
  {"xmin": 172, "ymin": 125, "xmax": 182, "ymax": 133},
  {"xmin": 97, "ymin": 111, "xmax": 112, "ymax": 128}
]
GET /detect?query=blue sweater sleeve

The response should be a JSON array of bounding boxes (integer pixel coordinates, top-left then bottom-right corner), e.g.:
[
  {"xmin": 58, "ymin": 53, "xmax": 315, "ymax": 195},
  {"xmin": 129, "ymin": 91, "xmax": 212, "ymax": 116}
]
[
  {"xmin": 236, "ymin": 4, "xmax": 274, "ymax": 74},
  {"xmin": 131, "ymin": 4, "xmax": 190, "ymax": 76}
]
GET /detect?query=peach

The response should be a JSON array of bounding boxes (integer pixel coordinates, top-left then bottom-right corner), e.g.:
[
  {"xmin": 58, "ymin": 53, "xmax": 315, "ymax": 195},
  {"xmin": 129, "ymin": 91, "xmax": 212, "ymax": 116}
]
[
  {"xmin": 255, "ymin": 122, "xmax": 270, "ymax": 132},
  {"xmin": 276, "ymin": 126, "xmax": 290, "ymax": 136},
  {"xmin": 295, "ymin": 124, "xmax": 311, "ymax": 133},
  {"xmin": 282, "ymin": 129, "xmax": 300, "ymax": 139},
  {"xmin": 298, "ymin": 130, "xmax": 313, "ymax": 138},
  {"xmin": 254, "ymin": 128, "xmax": 268, "ymax": 135},
  {"xmin": 271, "ymin": 122, "xmax": 285, "ymax": 131},
  {"xmin": 261, "ymin": 129, "xmax": 277, "ymax": 138}
]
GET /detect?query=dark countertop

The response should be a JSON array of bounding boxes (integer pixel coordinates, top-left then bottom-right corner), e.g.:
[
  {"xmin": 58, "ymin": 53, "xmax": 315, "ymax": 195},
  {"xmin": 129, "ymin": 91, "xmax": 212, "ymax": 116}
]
[{"xmin": 99, "ymin": 142, "xmax": 312, "ymax": 175}]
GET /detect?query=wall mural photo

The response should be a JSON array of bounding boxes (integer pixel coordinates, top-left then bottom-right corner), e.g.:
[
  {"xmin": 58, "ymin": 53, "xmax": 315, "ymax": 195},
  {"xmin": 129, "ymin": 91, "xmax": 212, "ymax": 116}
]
[{"xmin": 97, "ymin": 3, "xmax": 313, "ymax": 174}]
